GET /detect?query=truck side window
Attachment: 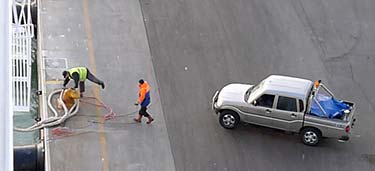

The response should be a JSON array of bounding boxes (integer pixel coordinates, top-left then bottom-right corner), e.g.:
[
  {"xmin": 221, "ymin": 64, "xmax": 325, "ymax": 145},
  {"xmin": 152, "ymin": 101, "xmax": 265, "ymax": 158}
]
[
  {"xmin": 256, "ymin": 94, "xmax": 275, "ymax": 108},
  {"xmin": 299, "ymin": 99, "xmax": 304, "ymax": 112},
  {"xmin": 277, "ymin": 96, "xmax": 297, "ymax": 112}
]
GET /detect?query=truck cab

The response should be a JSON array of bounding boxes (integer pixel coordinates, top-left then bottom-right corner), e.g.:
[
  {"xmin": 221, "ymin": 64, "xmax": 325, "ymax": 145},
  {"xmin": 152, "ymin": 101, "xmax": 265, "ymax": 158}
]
[{"xmin": 212, "ymin": 75, "xmax": 356, "ymax": 146}]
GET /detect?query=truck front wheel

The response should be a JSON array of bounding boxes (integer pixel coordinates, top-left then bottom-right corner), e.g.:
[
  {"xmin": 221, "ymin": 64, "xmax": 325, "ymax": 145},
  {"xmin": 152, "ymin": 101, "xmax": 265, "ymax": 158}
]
[
  {"xmin": 301, "ymin": 127, "xmax": 321, "ymax": 146},
  {"xmin": 219, "ymin": 110, "xmax": 240, "ymax": 129}
]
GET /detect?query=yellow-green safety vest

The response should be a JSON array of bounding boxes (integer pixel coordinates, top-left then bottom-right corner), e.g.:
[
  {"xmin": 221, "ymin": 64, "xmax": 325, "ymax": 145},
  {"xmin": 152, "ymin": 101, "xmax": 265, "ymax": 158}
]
[{"xmin": 68, "ymin": 67, "xmax": 87, "ymax": 81}]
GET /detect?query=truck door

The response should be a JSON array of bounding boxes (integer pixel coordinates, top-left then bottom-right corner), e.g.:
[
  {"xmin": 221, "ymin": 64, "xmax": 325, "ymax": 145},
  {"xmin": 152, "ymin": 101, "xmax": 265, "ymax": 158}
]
[
  {"xmin": 242, "ymin": 94, "xmax": 276, "ymax": 127},
  {"xmin": 272, "ymin": 96, "xmax": 304, "ymax": 132}
]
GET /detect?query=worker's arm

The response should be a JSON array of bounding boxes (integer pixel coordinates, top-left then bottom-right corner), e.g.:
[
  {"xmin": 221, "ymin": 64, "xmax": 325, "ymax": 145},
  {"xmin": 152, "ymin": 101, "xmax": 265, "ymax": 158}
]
[
  {"xmin": 137, "ymin": 88, "xmax": 146, "ymax": 104},
  {"xmin": 63, "ymin": 77, "xmax": 70, "ymax": 87},
  {"xmin": 71, "ymin": 72, "xmax": 80, "ymax": 88}
]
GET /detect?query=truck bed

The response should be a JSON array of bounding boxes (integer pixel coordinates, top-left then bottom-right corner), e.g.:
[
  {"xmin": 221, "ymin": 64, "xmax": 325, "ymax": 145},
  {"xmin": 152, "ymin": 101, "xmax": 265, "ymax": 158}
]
[{"xmin": 309, "ymin": 92, "xmax": 354, "ymax": 120}]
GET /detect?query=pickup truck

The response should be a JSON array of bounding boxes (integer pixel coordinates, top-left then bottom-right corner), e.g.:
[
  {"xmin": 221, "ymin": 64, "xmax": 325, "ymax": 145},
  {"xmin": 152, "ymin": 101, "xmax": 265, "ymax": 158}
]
[{"xmin": 212, "ymin": 75, "xmax": 356, "ymax": 146}]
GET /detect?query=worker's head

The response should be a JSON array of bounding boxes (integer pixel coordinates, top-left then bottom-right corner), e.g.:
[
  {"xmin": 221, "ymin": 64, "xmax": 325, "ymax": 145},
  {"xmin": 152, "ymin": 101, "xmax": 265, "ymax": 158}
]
[
  {"xmin": 138, "ymin": 79, "xmax": 144, "ymax": 85},
  {"xmin": 62, "ymin": 71, "xmax": 69, "ymax": 78}
]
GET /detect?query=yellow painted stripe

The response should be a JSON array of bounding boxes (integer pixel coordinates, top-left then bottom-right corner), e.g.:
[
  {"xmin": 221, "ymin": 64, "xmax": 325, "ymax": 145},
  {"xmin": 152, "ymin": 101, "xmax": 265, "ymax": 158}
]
[
  {"xmin": 82, "ymin": 0, "xmax": 109, "ymax": 170},
  {"xmin": 46, "ymin": 80, "xmax": 63, "ymax": 84}
]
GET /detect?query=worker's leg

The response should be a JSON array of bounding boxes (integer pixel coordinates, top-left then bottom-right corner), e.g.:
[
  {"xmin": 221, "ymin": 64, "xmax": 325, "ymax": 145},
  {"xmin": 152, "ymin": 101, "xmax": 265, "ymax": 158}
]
[
  {"xmin": 79, "ymin": 81, "xmax": 85, "ymax": 93},
  {"xmin": 134, "ymin": 107, "xmax": 144, "ymax": 123},
  {"xmin": 139, "ymin": 106, "xmax": 149, "ymax": 117},
  {"xmin": 86, "ymin": 69, "xmax": 105, "ymax": 89},
  {"xmin": 142, "ymin": 106, "xmax": 154, "ymax": 124}
]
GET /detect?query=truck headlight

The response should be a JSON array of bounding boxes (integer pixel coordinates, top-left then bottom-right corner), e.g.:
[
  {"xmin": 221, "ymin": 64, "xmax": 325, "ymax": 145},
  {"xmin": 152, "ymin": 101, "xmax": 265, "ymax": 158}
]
[{"xmin": 216, "ymin": 98, "xmax": 223, "ymax": 107}]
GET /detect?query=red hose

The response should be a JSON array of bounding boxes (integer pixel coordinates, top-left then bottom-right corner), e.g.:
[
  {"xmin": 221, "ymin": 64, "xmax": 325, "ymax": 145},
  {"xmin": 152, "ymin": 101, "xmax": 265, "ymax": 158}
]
[{"xmin": 79, "ymin": 96, "xmax": 116, "ymax": 121}]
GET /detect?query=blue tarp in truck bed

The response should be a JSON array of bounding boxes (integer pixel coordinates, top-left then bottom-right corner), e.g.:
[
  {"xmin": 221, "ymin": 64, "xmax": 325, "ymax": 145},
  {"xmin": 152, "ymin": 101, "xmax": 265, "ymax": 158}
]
[{"xmin": 310, "ymin": 93, "xmax": 350, "ymax": 119}]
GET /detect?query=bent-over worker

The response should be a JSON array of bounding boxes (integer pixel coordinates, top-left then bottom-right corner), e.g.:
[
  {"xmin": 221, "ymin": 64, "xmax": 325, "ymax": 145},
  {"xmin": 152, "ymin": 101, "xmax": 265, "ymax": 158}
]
[{"xmin": 62, "ymin": 67, "xmax": 105, "ymax": 97}]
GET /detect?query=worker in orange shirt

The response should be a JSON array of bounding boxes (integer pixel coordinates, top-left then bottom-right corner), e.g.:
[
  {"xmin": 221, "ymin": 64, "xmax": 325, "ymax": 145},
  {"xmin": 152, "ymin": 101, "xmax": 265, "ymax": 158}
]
[{"xmin": 134, "ymin": 79, "xmax": 154, "ymax": 124}]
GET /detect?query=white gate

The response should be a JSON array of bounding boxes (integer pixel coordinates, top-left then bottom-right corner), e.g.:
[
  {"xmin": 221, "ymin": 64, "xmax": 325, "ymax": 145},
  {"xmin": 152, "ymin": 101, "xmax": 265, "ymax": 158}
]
[{"xmin": 12, "ymin": 0, "xmax": 34, "ymax": 112}]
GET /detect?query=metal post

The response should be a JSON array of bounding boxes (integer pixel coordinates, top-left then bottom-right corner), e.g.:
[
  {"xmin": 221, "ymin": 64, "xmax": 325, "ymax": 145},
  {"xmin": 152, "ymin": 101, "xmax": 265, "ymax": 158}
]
[
  {"xmin": 313, "ymin": 98, "xmax": 327, "ymax": 116},
  {"xmin": 0, "ymin": 0, "xmax": 14, "ymax": 170},
  {"xmin": 320, "ymin": 83, "xmax": 336, "ymax": 98}
]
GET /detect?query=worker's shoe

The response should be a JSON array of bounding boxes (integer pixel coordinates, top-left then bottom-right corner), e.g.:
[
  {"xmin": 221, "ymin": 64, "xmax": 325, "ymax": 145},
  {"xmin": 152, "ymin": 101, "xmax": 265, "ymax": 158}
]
[
  {"xmin": 146, "ymin": 116, "xmax": 154, "ymax": 124},
  {"xmin": 133, "ymin": 115, "xmax": 142, "ymax": 123},
  {"xmin": 100, "ymin": 82, "xmax": 105, "ymax": 89}
]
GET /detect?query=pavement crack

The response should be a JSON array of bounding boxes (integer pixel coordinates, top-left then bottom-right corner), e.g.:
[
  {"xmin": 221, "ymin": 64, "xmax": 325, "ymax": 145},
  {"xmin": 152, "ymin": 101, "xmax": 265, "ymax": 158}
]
[
  {"xmin": 292, "ymin": 0, "xmax": 363, "ymax": 63},
  {"xmin": 327, "ymin": 0, "xmax": 363, "ymax": 60},
  {"xmin": 292, "ymin": 0, "xmax": 327, "ymax": 58},
  {"xmin": 348, "ymin": 61, "xmax": 355, "ymax": 82},
  {"xmin": 353, "ymin": 77, "xmax": 375, "ymax": 113}
]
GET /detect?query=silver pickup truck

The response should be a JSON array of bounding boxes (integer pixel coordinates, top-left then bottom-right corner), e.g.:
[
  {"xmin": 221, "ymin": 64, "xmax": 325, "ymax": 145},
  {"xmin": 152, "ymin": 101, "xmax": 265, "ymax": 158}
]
[{"xmin": 212, "ymin": 75, "xmax": 356, "ymax": 146}]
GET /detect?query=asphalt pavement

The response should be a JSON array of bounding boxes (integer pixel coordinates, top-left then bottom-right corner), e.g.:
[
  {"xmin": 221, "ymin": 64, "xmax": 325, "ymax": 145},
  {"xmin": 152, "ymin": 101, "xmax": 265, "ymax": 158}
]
[
  {"xmin": 39, "ymin": 0, "xmax": 375, "ymax": 170},
  {"xmin": 141, "ymin": 0, "xmax": 375, "ymax": 170}
]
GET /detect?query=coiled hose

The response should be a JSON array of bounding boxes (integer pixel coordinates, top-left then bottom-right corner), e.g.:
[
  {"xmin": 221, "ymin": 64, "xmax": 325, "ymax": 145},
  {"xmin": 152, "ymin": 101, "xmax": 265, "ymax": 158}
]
[{"xmin": 14, "ymin": 88, "xmax": 79, "ymax": 132}]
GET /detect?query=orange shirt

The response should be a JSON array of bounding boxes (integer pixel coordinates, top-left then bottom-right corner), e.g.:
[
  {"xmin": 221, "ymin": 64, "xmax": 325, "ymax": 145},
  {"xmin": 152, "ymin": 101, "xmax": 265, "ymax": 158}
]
[{"xmin": 137, "ymin": 81, "xmax": 150, "ymax": 104}]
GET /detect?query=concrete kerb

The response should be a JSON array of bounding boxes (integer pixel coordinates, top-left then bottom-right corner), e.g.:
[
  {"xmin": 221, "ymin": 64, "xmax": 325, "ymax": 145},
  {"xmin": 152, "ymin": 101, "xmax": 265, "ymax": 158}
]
[{"xmin": 36, "ymin": 0, "xmax": 50, "ymax": 170}]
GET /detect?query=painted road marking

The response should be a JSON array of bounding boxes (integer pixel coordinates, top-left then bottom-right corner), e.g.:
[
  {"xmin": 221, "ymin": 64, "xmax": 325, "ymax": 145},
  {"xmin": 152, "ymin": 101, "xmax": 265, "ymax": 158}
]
[
  {"xmin": 46, "ymin": 80, "xmax": 63, "ymax": 84},
  {"xmin": 82, "ymin": 0, "xmax": 109, "ymax": 170}
]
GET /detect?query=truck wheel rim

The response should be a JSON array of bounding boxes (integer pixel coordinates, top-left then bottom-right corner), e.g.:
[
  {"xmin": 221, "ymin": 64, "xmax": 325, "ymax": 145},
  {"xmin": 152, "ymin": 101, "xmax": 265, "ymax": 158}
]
[
  {"xmin": 223, "ymin": 114, "xmax": 235, "ymax": 127},
  {"xmin": 304, "ymin": 131, "xmax": 318, "ymax": 144}
]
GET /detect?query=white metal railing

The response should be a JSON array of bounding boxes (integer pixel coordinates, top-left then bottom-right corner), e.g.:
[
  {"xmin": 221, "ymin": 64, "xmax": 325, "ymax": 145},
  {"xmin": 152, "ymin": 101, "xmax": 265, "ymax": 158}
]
[{"xmin": 12, "ymin": 0, "xmax": 34, "ymax": 112}]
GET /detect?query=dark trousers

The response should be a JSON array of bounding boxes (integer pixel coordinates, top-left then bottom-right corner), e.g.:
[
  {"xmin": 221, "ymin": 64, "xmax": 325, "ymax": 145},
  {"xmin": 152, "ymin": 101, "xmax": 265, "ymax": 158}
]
[
  {"xmin": 139, "ymin": 106, "xmax": 150, "ymax": 117},
  {"xmin": 79, "ymin": 69, "xmax": 103, "ymax": 93}
]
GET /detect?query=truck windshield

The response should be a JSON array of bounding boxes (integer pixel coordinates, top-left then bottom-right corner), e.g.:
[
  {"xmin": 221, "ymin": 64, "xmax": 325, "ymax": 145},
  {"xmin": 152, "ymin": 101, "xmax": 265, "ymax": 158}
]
[
  {"xmin": 244, "ymin": 87, "xmax": 254, "ymax": 101},
  {"xmin": 245, "ymin": 80, "xmax": 264, "ymax": 102}
]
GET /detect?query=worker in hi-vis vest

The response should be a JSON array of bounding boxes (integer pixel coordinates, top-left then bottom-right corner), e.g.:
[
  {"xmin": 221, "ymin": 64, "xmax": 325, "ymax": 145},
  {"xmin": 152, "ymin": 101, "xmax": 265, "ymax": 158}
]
[{"xmin": 62, "ymin": 67, "xmax": 105, "ymax": 97}]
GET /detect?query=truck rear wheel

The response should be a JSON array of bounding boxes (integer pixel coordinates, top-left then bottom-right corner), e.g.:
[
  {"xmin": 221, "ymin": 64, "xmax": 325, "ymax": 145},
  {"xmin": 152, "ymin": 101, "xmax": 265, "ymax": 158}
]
[
  {"xmin": 301, "ymin": 127, "xmax": 321, "ymax": 146},
  {"xmin": 219, "ymin": 110, "xmax": 240, "ymax": 129}
]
